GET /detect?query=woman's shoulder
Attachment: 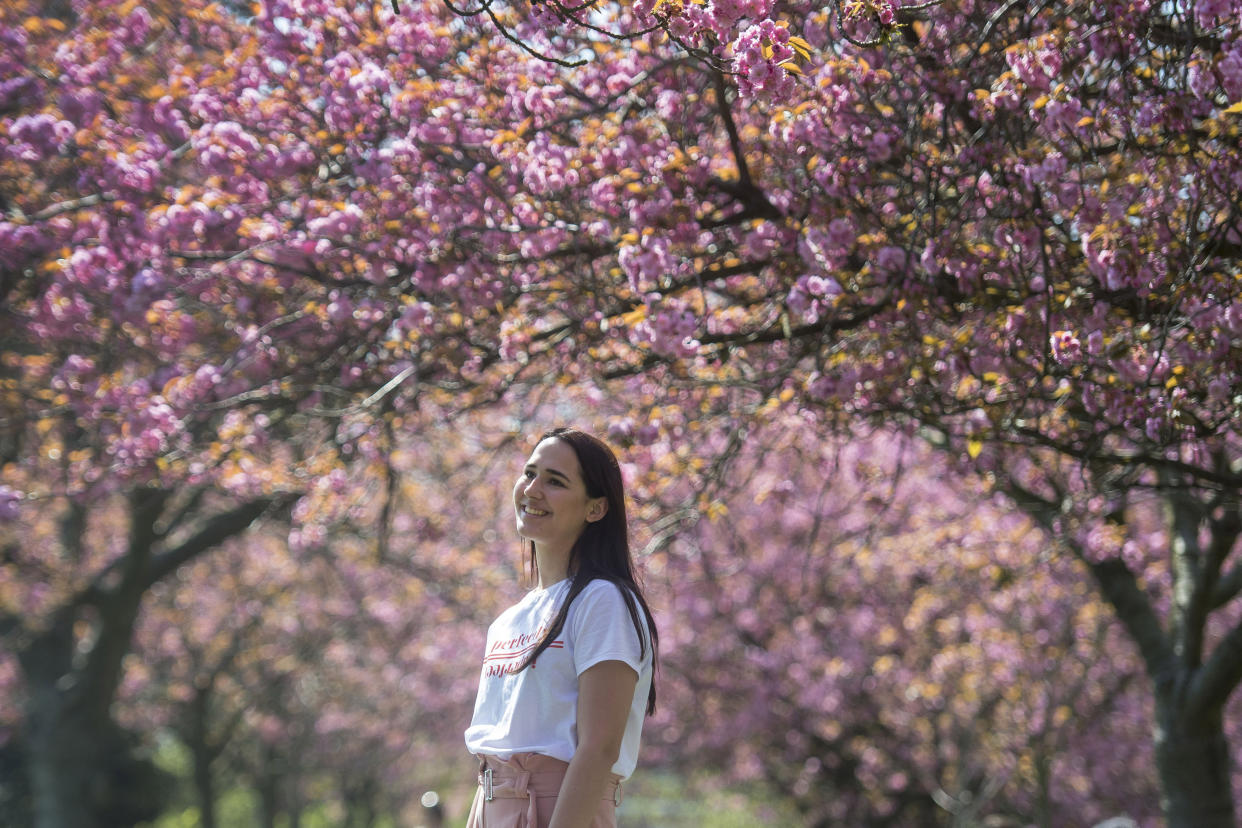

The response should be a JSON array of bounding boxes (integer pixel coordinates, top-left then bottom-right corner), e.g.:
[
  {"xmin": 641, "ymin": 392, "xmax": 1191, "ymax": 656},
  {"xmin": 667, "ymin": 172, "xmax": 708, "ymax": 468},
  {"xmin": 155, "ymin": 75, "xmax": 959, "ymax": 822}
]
[
  {"xmin": 576, "ymin": 576, "xmax": 632, "ymax": 602},
  {"xmin": 568, "ymin": 577, "xmax": 644, "ymax": 621},
  {"xmin": 567, "ymin": 577, "xmax": 652, "ymax": 652}
]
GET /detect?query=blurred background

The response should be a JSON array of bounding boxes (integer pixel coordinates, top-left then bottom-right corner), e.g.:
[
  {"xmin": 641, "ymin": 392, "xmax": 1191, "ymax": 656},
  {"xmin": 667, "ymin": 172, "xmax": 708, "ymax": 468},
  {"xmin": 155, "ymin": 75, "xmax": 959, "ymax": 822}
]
[
  {"xmin": 4, "ymin": 0, "xmax": 1241, "ymax": 825},
  {"xmin": 1, "ymin": 409, "xmax": 1179, "ymax": 827}
]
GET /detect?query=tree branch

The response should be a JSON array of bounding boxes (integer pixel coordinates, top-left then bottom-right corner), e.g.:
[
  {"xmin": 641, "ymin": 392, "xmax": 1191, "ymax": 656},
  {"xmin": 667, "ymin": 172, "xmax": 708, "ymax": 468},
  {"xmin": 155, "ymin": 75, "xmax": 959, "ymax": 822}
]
[
  {"xmin": 1188, "ymin": 613, "xmax": 1242, "ymax": 714},
  {"xmin": 1084, "ymin": 557, "xmax": 1179, "ymax": 692},
  {"xmin": 141, "ymin": 495, "xmax": 296, "ymax": 591},
  {"xmin": 0, "ymin": 607, "xmax": 21, "ymax": 641},
  {"xmin": 1184, "ymin": 495, "xmax": 1242, "ymax": 711},
  {"xmin": 999, "ymin": 474, "xmax": 1178, "ymax": 690},
  {"xmin": 699, "ymin": 296, "xmax": 890, "ymax": 347},
  {"xmin": 1204, "ymin": 497, "xmax": 1242, "ymax": 604},
  {"xmin": 700, "ymin": 68, "xmax": 782, "ymax": 227},
  {"xmin": 1209, "ymin": 562, "xmax": 1242, "ymax": 609},
  {"xmin": 1008, "ymin": 424, "xmax": 1242, "ymax": 490},
  {"xmin": 1167, "ymin": 487, "xmax": 1207, "ymax": 669}
]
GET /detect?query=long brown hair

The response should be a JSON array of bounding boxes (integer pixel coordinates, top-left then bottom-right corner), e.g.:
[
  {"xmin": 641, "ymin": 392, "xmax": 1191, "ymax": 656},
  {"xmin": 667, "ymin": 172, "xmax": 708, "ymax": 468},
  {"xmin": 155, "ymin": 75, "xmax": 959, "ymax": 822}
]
[{"xmin": 516, "ymin": 427, "xmax": 659, "ymax": 715}]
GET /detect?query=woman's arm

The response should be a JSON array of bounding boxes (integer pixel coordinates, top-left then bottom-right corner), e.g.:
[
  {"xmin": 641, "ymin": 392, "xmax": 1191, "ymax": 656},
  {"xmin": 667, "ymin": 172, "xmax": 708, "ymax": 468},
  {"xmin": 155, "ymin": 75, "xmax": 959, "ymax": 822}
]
[{"xmin": 548, "ymin": 659, "xmax": 638, "ymax": 828}]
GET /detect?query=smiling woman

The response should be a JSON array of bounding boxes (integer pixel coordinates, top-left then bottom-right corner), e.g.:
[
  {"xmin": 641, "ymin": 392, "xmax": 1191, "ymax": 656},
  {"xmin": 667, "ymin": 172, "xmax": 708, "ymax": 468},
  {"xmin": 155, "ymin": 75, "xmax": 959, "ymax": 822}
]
[
  {"xmin": 512, "ymin": 439, "xmax": 607, "ymax": 574},
  {"xmin": 464, "ymin": 428, "xmax": 659, "ymax": 828}
]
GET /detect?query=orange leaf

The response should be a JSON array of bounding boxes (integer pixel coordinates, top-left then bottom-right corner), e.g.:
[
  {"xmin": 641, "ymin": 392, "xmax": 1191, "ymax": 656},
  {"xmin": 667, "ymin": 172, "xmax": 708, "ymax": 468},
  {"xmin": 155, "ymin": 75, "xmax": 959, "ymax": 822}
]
[{"xmin": 788, "ymin": 36, "xmax": 813, "ymax": 60}]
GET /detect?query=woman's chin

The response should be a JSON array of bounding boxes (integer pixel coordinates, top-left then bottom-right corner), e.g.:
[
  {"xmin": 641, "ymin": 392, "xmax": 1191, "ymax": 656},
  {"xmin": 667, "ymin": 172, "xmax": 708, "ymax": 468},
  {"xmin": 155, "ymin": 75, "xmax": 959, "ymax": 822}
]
[{"xmin": 516, "ymin": 521, "xmax": 547, "ymax": 542}]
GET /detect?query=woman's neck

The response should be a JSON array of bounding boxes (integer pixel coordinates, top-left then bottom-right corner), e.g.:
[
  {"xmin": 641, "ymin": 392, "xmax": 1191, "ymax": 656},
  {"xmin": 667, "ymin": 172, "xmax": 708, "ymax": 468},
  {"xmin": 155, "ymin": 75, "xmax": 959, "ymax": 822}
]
[{"xmin": 534, "ymin": 542, "xmax": 572, "ymax": 589}]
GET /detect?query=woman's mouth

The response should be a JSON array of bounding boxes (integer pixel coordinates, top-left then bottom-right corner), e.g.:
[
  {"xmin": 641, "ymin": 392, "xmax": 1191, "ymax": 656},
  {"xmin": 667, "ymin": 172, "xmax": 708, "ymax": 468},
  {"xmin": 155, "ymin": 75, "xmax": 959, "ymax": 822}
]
[{"xmin": 523, "ymin": 506, "xmax": 549, "ymax": 516}]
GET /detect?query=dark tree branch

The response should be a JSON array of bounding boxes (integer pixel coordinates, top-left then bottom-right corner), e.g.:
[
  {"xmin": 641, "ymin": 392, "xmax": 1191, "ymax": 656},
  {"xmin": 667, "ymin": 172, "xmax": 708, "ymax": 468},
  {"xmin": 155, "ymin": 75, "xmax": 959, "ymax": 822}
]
[
  {"xmin": 698, "ymin": 69, "xmax": 782, "ymax": 227},
  {"xmin": 142, "ymin": 495, "xmax": 296, "ymax": 591},
  {"xmin": 999, "ymin": 474, "xmax": 1179, "ymax": 689},
  {"xmin": 0, "ymin": 607, "xmax": 21, "ymax": 640},
  {"xmin": 1087, "ymin": 556, "xmax": 1181, "ymax": 693},
  {"xmin": 1189, "ymin": 610, "xmax": 1242, "ymax": 714},
  {"xmin": 700, "ymin": 296, "xmax": 890, "ymax": 347},
  {"xmin": 1009, "ymin": 424, "xmax": 1242, "ymax": 490},
  {"xmin": 72, "ymin": 487, "xmax": 169, "ymax": 717},
  {"xmin": 160, "ymin": 486, "xmax": 211, "ymax": 538},
  {"xmin": 1196, "ymin": 494, "xmax": 1242, "ymax": 671},
  {"xmin": 1209, "ymin": 562, "xmax": 1242, "ymax": 609},
  {"xmin": 1167, "ymin": 488, "xmax": 1208, "ymax": 669}
]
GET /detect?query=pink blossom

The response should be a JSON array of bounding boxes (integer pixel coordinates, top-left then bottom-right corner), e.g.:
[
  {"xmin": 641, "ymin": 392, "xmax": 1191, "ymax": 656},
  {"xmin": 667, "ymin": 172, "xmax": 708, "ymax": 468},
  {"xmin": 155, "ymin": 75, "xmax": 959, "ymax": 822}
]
[
  {"xmin": 0, "ymin": 486, "xmax": 20, "ymax": 522},
  {"xmin": 5, "ymin": 113, "xmax": 74, "ymax": 161},
  {"xmin": 1087, "ymin": 330, "xmax": 1104, "ymax": 355},
  {"xmin": 607, "ymin": 419, "xmax": 636, "ymax": 444},
  {"xmin": 826, "ymin": 218, "xmax": 856, "ymax": 249},
  {"xmin": 874, "ymin": 245, "xmax": 907, "ymax": 273},
  {"xmin": 1050, "ymin": 330, "xmax": 1082, "ymax": 364},
  {"xmin": 731, "ymin": 21, "xmax": 796, "ymax": 99},
  {"xmin": 1219, "ymin": 44, "xmax": 1242, "ymax": 101}
]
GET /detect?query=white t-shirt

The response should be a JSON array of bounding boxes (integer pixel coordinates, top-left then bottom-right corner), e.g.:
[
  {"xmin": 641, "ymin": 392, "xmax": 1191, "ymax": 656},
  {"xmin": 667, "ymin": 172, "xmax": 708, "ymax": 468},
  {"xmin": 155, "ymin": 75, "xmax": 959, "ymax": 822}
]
[{"xmin": 464, "ymin": 578, "xmax": 654, "ymax": 779}]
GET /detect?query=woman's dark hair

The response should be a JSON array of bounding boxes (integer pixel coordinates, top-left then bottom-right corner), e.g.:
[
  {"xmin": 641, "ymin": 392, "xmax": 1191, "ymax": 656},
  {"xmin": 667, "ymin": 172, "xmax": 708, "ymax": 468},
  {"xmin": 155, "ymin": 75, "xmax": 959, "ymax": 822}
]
[{"xmin": 516, "ymin": 427, "xmax": 659, "ymax": 715}]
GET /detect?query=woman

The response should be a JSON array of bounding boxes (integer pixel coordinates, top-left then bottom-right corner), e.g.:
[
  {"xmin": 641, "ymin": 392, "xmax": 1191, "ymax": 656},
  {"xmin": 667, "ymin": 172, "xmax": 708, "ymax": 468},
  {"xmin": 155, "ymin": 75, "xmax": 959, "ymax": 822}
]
[{"xmin": 464, "ymin": 427, "xmax": 659, "ymax": 828}]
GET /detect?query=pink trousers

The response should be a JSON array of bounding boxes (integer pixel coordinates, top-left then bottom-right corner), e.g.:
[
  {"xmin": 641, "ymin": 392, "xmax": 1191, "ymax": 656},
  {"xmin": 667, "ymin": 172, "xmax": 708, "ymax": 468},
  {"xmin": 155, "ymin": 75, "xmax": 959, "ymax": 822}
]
[{"xmin": 465, "ymin": 753, "xmax": 622, "ymax": 828}]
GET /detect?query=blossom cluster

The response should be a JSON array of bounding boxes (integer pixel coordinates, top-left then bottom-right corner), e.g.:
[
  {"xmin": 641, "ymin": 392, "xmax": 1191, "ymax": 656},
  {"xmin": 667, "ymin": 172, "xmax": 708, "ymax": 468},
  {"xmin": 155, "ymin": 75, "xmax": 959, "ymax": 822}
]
[
  {"xmin": 633, "ymin": 300, "xmax": 702, "ymax": 358},
  {"xmin": 731, "ymin": 21, "xmax": 797, "ymax": 99}
]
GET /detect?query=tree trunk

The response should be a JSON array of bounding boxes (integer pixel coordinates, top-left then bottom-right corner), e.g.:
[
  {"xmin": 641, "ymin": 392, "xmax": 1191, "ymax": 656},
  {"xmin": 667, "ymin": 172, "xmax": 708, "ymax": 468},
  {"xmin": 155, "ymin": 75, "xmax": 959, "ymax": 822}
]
[
  {"xmin": 22, "ymin": 615, "xmax": 167, "ymax": 828},
  {"xmin": 1002, "ymin": 480, "xmax": 1242, "ymax": 828},
  {"xmin": 257, "ymin": 758, "xmax": 279, "ymax": 828},
  {"xmin": 1033, "ymin": 748, "xmax": 1052, "ymax": 828},
  {"xmin": 26, "ymin": 685, "xmax": 97, "ymax": 828},
  {"xmin": 12, "ymin": 490, "xmax": 283, "ymax": 827},
  {"xmin": 187, "ymin": 689, "xmax": 219, "ymax": 828},
  {"xmin": 1154, "ymin": 698, "xmax": 1235, "ymax": 828},
  {"xmin": 20, "ymin": 491, "xmax": 166, "ymax": 828},
  {"xmin": 193, "ymin": 746, "xmax": 218, "ymax": 828}
]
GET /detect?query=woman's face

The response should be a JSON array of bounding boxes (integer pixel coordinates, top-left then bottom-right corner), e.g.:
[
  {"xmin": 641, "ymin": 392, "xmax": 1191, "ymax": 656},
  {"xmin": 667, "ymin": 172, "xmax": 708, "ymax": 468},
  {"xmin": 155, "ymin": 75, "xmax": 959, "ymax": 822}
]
[{"xmin": 513, "ymin": 438, "xmax": 606, "ymax": 551}]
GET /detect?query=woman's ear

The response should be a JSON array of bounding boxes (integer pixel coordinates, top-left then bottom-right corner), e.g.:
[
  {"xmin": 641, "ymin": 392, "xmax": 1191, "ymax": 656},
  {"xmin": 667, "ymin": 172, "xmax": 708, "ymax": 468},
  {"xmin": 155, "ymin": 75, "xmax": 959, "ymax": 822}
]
[{"xmin": 586, "ymin": 497, "xmax": 608, "ymax": 523}]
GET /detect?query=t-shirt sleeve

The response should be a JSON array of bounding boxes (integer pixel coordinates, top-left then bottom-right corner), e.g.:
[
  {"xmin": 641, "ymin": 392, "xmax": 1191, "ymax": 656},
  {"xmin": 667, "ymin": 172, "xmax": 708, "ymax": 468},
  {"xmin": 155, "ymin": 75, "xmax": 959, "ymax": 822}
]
[{"xmin": 568, "ymin": 581, "xmax": 650, "ymax": 678}]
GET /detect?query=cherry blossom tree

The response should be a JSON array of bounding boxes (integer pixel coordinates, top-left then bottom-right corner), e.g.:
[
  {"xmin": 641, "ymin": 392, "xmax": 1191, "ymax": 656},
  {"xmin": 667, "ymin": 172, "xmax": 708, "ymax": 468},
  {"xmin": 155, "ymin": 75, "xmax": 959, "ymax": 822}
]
[
  {"xmin": 0, "ymin": 0, "xmax": 486, "ymax": 821},
  {"xmin": 413, "ymin": 0, "xmax": 1242, "ymax": 822},
  {"xmin": 126, "ymin": 418, "xmax": 522, "ymax": 827},
  {"xmin": 638, "ymin": 422, "xmax": 1160, "ymax": 826},
  {"xmin": 3, "ymin": 0, "xmax": 1242, "ymax": 824}
]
